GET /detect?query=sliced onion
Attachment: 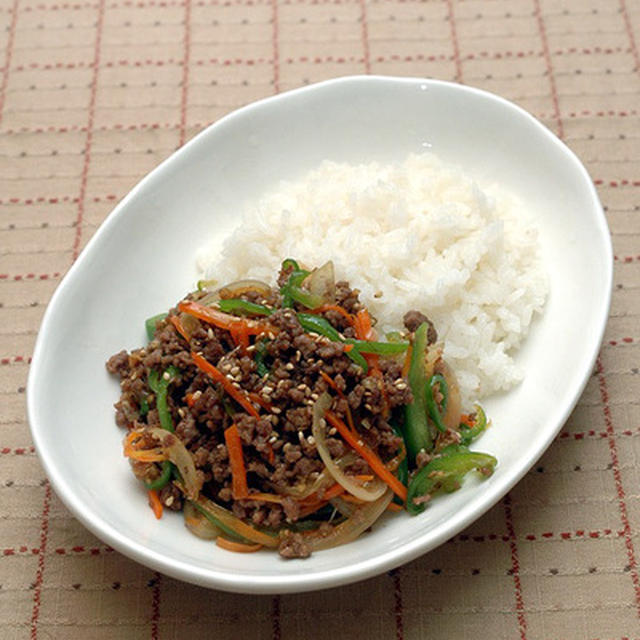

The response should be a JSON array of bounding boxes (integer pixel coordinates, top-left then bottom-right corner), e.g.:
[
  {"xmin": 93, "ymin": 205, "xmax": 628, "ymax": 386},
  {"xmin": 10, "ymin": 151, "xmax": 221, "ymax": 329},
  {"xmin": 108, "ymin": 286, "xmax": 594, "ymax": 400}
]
[
  {"xmin": 192, "ymin": 494, "xmax": 279, "ymax": 548},
  {"xmin": 218, "ymin": 279, "xmax": 273, "ymax": 300},
  {"xmin": 183, "ymin": 501, "xmax": 220, "ymax": 540},
  {"xmin": 178, "ymin": 312, "xmax": 200, "ymax": 340},
  {"xmin": 303, "ymin": 260, "xmax": 335, "ymax": 304},
  {"xmin": 329, "ymin": 496, "xmax": 356, "ymax": 518},
  {"xmin": 269, "ymin": 470, "xmax": 333, "ymax": 500},
  {"xmin": 196, "ymin": 279, "xmax": 273, "ymax": 307},
  {"xmin": 312, "ymin": 393, "xmax": 387, "ymax": 502},
  {"xmin": 145, "ymin": 427, "xmax": 202, "ymax": 500},
  {"xmin": 438, "ymin": 360, "xmax": 462, "ymax": 430},
  {"xmin": 308, "ymin": 489, "xmax": 393, "ymax": 551}
]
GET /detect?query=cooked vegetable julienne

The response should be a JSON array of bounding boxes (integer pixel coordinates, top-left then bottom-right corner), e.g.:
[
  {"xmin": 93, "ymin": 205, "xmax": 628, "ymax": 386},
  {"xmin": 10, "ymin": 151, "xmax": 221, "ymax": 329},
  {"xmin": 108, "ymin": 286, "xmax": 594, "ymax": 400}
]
[{"xmin": 106, "ymin": 260, "xmax": 496, "ymax": 558}]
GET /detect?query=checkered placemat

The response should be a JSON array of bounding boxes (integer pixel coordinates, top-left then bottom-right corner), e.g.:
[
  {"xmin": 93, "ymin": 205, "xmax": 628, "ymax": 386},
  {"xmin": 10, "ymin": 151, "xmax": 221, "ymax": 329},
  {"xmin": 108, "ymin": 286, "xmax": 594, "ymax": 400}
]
[{"xmin": 1, "ymin": 0, "xmax": 639, "ymax": 637}]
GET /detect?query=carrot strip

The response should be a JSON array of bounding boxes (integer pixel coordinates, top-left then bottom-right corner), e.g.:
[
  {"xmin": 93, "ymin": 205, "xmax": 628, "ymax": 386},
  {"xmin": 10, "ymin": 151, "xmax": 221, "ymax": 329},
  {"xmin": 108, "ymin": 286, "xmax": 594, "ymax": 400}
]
[
  {"xmin": 191, "ymin": 351, "xmax": 259, "ymax": 418},
  {"xmin": 459, "ymin": 413, "xmax": 475, "ymax": 427},
  {"xmin": 310, "ymin": 304, "xmax": 355, "ymax": 326},
  {"xmin": 319, "ymin": 371, "xmax": 356, "ymax": 434},
  {"xmin": 215, "ymin": 537, "xmax": 263, "ymax": 553},
  {"xmin": 125, "ymin": 449, "xmax": 166, "ymax": 463},
  {"xmin": 341, "ymin": 494, "xmax": 365, "ymax": 504},
  {"xmin": 243, "ymin": 492, "xmax": 285, "ymax": 504},
  {"xmin": 401, "ymin": 344, "xmax": 413, "ymax": 378},
  {"xmin": 147, "ymin": 489, "xmax": 163, "ymax": 519},
  {"xmin": 248, "ymin": 392, "xmax": 274, "ymax": 413},
  {"xmin": 325, "ymin": 410, "xmax": 408, "ymax": 503},
  {"xmin": 386, "ymin": 502, "xmax": 404, "ymax": 512},
  {"xmin": 321, "ymin": 482, "xmax": 346, "ymax": 501},
  {"xmin": 353, "ymin": 308, "xmax": 376, "ymax": 341},
  {"xmin": 354, "ymin": 474, "xmax": 375, "ymax": 483},
  {"xmin": 169, "ymin": 314, "xmax": 190, "ymax": 343},
  {"xmin": 185, "ymin": 392, "xmax": 196, "ymax": 408},
  {"xmin": 224, "ymin": 424, "xmax": 249, "ymax": 500},
  {"xmin": 179, "ymin": 300, "xmax": 276, "ymax": 339}
]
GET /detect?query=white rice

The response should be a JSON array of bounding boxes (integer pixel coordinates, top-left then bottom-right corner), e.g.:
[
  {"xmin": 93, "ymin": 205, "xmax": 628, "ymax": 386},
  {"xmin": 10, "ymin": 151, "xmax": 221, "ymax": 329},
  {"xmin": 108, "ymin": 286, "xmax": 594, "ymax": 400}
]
[{"xmin": 196, "ymin": 153, "xmax": 548, "ymax": 404}]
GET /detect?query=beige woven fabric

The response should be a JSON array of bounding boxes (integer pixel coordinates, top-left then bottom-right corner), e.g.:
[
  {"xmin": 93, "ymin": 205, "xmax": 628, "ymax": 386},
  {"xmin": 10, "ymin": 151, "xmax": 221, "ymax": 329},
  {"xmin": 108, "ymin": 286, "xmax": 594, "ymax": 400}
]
[{"xmin": 1, "ymin": 0, "xmax": 639, "ymax": 638}]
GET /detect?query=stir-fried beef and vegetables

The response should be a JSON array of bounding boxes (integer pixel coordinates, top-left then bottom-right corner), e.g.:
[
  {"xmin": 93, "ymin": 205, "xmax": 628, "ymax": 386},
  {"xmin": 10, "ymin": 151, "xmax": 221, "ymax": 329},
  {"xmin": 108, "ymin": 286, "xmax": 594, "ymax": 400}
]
[{"xmin": 106, "ymin": 260, "xmax": 496, "ymax": 558}]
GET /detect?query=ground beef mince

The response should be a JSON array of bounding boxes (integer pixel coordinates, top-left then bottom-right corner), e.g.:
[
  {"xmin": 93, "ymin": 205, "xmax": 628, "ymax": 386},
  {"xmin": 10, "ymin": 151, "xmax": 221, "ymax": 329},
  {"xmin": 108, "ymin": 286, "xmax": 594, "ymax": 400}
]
[{"xmin": 106, "ymin": 263, "xmax": 423, "ymax": 558}]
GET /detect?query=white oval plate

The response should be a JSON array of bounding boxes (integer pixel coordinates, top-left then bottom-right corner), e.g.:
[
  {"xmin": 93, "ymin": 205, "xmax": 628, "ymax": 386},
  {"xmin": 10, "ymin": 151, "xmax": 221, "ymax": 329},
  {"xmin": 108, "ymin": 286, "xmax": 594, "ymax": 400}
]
[{"xmin": 28, "ymin": 76, "xmax": 612, "ymax": 594}]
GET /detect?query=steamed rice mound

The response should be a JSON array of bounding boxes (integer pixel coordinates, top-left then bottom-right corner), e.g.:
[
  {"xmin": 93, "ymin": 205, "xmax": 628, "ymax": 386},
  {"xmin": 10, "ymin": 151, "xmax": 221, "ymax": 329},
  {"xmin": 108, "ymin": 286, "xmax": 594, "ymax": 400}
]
[{"xmin": 197, "ymin": 153, "xmax": 548, "ymax": 404}]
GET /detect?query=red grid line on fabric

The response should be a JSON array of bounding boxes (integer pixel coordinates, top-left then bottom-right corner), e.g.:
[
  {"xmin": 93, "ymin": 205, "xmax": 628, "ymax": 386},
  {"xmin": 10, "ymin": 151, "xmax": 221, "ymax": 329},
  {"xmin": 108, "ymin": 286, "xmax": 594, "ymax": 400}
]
[
  {"xmin": 619, "ymin": 0, "xmax": 640, "ymax": 77},
  {"xmin": 0, "ymin": 196, "xmax": 117, "ymax": 205},
  {"xmin": 1, "ymin": 180, "xmax": 637, "ymax": 210},
  {"xmin": 614, "ymin": 256, "xmax": 640, "ymax": 263},
  {"xmin": 178, "ymin": 0, "xmax": 191, "ymax": 147},
  {"xmin": 1, "ymin": 446, "xmax": 36, "ymax": 454},
  {"xmin": 271, "ymin": 595, "xmax": 281, "ymax": 640},
  {"xmin": 533, "ymin": 0, "xmax": 563, "ymax": 139},
  {"xmin": 4, "ymin": 45, "xmax": 634, "ymax": 74},
  {"xmin": 0, "ymin": 356, "xmax": 33, "ymax": 365},
  {"xmin": 0, "ymin": 272, "xmax": 62, "ymax": 280},
  {"xmin": 358, "ymin": 0, "xmax": 370, "ymax": 74},
  {"xmin": 71, "ymin": 0, "xmax": 106, "ymax": 262},
  {"xmin": 1, "ymin": 528, "xmax": 630, "ymax": 559},
  {"xmin": 29, "ymin": 482, "xmax": 51, "ymax": 640},
  {"xmin": 445, "ymin": 0, "xmax": 462, "ymax": 82},
  {"xmin": 0, "ymin": 0, "xmax": 20, "ymax": 127},
  {"xmin": 596, "ymin": 356, "xmax": 640, "ymax": 616},
  {"xmin": 2, "ymin": 108, "xmax": 639, "ymax": 137},
  {"xmin": 503, "ymin": 493, "xmax": 527, "ymax": 638},
  {"xmin": 390, "ymin": 568, "xmax": 404, "ymax": 640},
  {"xmin": 271, "ymin": 0, "xmax": 279, "ymax": 93},
  {"xmin": 150, "ymin": 571, "xmax": 161, "ymax": 640}
]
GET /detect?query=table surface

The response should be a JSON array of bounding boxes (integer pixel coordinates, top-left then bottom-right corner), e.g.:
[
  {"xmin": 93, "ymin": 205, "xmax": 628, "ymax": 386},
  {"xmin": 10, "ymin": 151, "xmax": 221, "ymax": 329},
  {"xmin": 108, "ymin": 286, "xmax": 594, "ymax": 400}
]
[{"xmin": 2, "ymin": 0, "xmax": 639, "ymax": 638}]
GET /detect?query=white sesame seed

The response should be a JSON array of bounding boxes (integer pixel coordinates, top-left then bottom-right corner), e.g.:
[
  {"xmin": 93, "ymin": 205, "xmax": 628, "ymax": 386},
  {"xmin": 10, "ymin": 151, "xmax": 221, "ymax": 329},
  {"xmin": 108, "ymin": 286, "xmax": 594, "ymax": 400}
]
[
  {"xmin": 307, "ymin": 435, "xmax": 316, "ymax": 445},
  {"xmin": 328, "ymin": 427, "xmax": 337, "ymax": 436},
  {"xmin": 162, "ymin": 371, "xmax": 171, "ymax": 381},
  {"xmin": 298, "ymin": 431, "xmax": 304, "ymax": 441},
  {"xmin": 395, "ymin": 382, "xmax": 407, "ymax": 390},
  {"xmin": 193, "ymin": 390, "xmax": 202, "ymax": 400},
  {"xmin": 310, "ymin": 393, "xmax": 319, "ymax": 401},
  {"xmin": 268, "ymin": 435, "xmax": 278, "ymax": 443},
  {"xmin": 295, "ymin": 350, "xmax": 301, "ymax": 362},
  {"xmin": 178, "ymin": 408, "xmax": 185, "ymax": 418},
  {"xmin": 165, "ymin": 496, "xmax": 174, "ymax": 506},
  {"xmin": 272, "ymin": 407, "xmax": 282, "ymax": 414},
  {"xmin": 246, "ymin": 345, "xmax": 256, "ymax": 353},
  {"xmin": 296, "ymin": 383, "xmax": 307, "ymax": 391},
  {"xmin": 285, "ymin": 363, "xmax": 294, "ymax": 371},
  {"xmin": 230, "ymin": 366, "xmax": 240, "ymax": 376},
  {"xmin": 262, "ymin": 386, "xmax": 273, "ymax": 395}
]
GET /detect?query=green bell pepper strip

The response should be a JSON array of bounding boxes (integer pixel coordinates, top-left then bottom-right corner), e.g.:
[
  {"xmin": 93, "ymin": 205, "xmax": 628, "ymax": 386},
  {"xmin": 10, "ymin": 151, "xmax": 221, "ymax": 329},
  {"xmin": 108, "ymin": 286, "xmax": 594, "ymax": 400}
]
[
  {"xmin": 254, "ymin": 340, "xmax": 270, "ymax": 378},
  {"xmin": 218, "ymin": 298, "xmax": 273, "ymax": 316},
  {"xmin": 280, "ymin": 260, "xmax": 310, "ymax": 308},
  {"xmin": 344, "ymin": 339, "xmax": 409, "ymax": 356},
  {"xmin": 139, "ymin": 397, "xmax": 150, "ymax": 416},
  {"xmin": 145, "ymin": 313, "xmax": 168, "ymax": 341},
  {"xmin": 297, "ymin": 313, "xmax": 369, "ymax": 372},
  {"xmin": 189, "ymin": 500, "xmax": 252, "ymax": 544},
  {"xmin": 459, "ymin": 405, "xmax": 488, "ymax": 446},
  {"xmin": 406, "ymin": 450, "xmax": 497, "ymax": 515},
  {"xmin": 425, "ymin": 373, "xmax": 449, "ymax": 434},
  {"xmin": 402, "ymin": 322, "xmax": 431, "ymax": 461},
  {"xmin": 144, "ymin": 460, "xmax": 172, "ymax": 491},
  {"xmin": 145, "ymin": 365, "xmax": 180, "ymax": 488},
  {"xmin": 148, "ymin": 365, "xmax": 180, "ymax": 433},
  {"xmin": 298, "ymin": 313, "xmax": 342, "ymax": 341},
  {"xmin": 391, "ymin": 423, "xmax": 409, "ymax": 506}
]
